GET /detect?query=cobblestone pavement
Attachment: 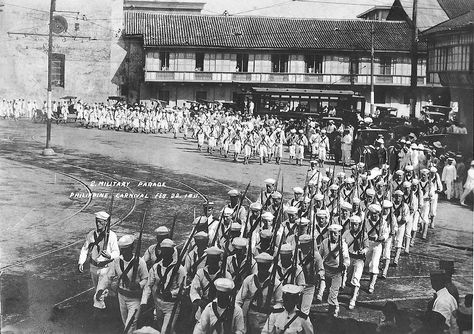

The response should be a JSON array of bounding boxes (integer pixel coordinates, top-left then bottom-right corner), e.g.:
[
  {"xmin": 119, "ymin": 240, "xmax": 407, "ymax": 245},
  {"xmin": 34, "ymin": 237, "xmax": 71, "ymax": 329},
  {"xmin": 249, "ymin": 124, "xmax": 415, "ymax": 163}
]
[{"xmin": 0, "ymin": 120, "xmax": 472, "ymax": 334}]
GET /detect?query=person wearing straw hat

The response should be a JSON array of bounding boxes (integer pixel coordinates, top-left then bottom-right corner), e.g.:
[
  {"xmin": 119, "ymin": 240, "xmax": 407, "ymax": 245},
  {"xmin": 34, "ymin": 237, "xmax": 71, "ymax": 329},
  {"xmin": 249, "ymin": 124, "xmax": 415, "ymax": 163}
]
[
  {"xmin": 140, "ymin": 239, "xmax": 186, "ymax": 334},
  {"xmin": 78, "ymin": 211, "xmax": 120, "ymax": 309},
  {"xmin": 316, "ymin": 224, "xmax": 349, "ymax": 316},
  {"xmin": 262, "ymin": 284, "xmax": 314, "ymax": 334},
  {"xmin": 96, "ymin": 235, "xmax": 148, "ymax": 334},
  {"xmin": 193, "ymin": 277, "xmax": 245, "ymax": 334}
]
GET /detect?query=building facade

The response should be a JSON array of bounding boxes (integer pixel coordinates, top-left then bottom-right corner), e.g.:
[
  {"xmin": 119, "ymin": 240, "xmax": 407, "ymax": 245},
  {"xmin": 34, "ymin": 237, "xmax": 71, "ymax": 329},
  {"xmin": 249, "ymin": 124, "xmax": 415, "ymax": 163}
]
[
  {"xmin": 122, "ymin": 12, "xmax": 444, "ymax": 116},
  {"xmin": 423, "ymin": 10, "xmax": 474, "ymax": 152},
  {"xmin": 0, "ymin": 0, "xmax": 124, "ymax": 102}
]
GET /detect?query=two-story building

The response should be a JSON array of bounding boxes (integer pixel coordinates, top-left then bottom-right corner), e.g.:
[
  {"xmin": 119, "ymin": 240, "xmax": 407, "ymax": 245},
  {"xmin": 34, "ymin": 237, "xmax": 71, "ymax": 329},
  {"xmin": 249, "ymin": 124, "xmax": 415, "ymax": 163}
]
[{"xmin": 122, "ymin": 12, "xmax": 445, "ymax": 116}]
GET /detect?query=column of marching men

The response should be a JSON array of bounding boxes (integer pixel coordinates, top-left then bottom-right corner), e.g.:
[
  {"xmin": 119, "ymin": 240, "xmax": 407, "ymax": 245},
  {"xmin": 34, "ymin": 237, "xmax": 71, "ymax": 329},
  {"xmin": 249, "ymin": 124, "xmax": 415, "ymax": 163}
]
[{"xmin": 77, "ymin": 160, "xmax": 445, "ymax": 334}]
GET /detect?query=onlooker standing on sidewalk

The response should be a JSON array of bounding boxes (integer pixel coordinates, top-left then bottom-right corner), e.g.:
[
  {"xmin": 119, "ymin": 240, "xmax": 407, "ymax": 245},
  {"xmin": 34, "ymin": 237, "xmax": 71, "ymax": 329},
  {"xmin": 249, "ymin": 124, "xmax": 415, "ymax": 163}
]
[
  {"xmin": 341, "ymin": 129, "xmax": 353, "ymax": 166},
  {"xmin": 442, "ymin": 158, "xmax": 457, "ymax": 201},
  {"xmin": 460, "ymin": 160, "xmax": 474, "ymax": 206},
  {"xmin": 454, "ymin": 155, "xmax": 466, "ymax": 200}
]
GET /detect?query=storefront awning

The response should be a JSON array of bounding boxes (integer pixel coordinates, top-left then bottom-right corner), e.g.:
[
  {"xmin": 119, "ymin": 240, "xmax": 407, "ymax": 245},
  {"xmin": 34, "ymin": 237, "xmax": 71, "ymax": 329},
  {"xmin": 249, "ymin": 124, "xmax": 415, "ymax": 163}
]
[{"xmin": 251, "ymin": 87, "xmax": 356, "ymax": 96}]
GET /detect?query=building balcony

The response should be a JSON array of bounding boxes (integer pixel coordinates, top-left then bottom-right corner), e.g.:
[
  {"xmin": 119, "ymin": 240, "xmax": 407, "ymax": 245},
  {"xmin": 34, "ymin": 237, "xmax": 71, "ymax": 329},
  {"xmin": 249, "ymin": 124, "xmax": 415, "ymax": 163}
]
[{"xmin": 144, "ymin": 71, "xmax": 438, "ymax": 86}]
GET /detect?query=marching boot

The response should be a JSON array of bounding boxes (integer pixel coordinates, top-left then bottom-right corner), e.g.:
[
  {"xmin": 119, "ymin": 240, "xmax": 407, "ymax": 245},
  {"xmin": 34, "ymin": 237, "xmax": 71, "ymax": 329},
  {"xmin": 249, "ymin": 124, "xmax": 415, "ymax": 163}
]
[
  {"xmin": 368, "ymin": 274, "xmax": 377, "ymax": 294},
  {"xmin": 422, "ymin": 223, "xmax": 428, "ymax": 240},
  {"xmin": 348, "ymin": 286, "xmax": 359, "ymax": 310},
  {"xmin": 393, "ymin": 248, "xmax": 401, "ymax": 266},
  {"xmin": 316, "ymin": 280, "xmax": 326, "ymax": 302},
  {"xmin": 404, "ymin": 236, "xmax": 411, "ymax": 254},
  {"xmin": 381, "ymin": 259, "xmax": 390, "ymax": 279}
]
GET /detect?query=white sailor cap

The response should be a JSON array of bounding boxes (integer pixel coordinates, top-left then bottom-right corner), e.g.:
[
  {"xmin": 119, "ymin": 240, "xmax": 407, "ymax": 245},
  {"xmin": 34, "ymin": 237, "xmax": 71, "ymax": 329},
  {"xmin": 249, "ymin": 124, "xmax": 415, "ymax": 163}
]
[
  {"xmin": 228, "ymin": 189, "xmax": 240, "ymax": 197},
  {"xmin": 321, "ymin": 176, "xmax": 330, "ymax": 183},
  {"xmin": 430, "ymin": 167, "xmax": 437, "ymax": 173},
  {"xmin": 231, "ymin": 222, "xmax": 242, "ymax": 232},
  {"xmin": 255, "ymin": 252, "xmax": 274, "ymax": 263},
  {"xmin": 264, "ymin": 178, "xmax": 276, "ymax": 185},
  {"xmin": 271, "ymin": 191, "xmax": 282, "ymax": 199},
  {"xmin": 194, "ymin": 231, "xmax": 209, "ymax": 240},
  {"xmin": 214, "ymin": 278, "xmax": 235, "ymax": 293},
  {"xmin": 205, "ymin": 246, "xmax": 224, "ymax": 256},
  {"xmin": 420, "ymin": 168, "xmax": 429, "ymax": 174},
  {"xmin": 250, "ymin": 202, "xmax": 262, "ymax": 211},
  {"xmin": 223, "ymin": 207, "xmax": 234, "ymax": 217},
  {"xmin": 310, "ymin": 160, "xmax": 318, "ymax": 165},
  {"xmin": 412, "ymin": 179, "xmax": 419, "ymax": 185},
  {"xmin": 329, "ymin": 184, "xmax": 339, "ymax": 191},
  {"xmin": 296, "ymin": 217, "xmax": 310, "ymax": 226},
  {"xmin": 381, "ymin": 164, "xmax": 389, "ymax": 170},
  {"xmin": 337, "ymin": 172, "xmax": 346, "ymax": 178},
  {"xmin": 285, "ymin": 206, "xmax": 298, "ymax": 215},
  {"xmin": 395, "ymin": 170, "xmax": 404, "ymax": 176},
  {"xmin": 154, "ymin": 226, "xmax": 170, "ymax": 235},
  {"xmin": 357, "ymin": 162, "xmax": 365, "ymax": 168},
  {"xmin": 262, "ymin": 211, "xmax": 274, "ymax": 220},
  {"xmin": 403, "ymin": 181, "xmax": 411, "ymax": 188},
  {"xmin": 321, "ymin": 129, "xmax": 327, "ymax": 134},
  {"xmin": 341, "ymin": 201, "xmax": 352, "ymax": 211},
  {"xmin": 95, "ymin": 211, "xmax": 110, "ymax": 220},
  {"xmin": 368, "ymin": 204, "xmax": 382, "ymax": 213},
  {"xmin": 393, "ymin": 189, "xmax": 404, "ymax": 196},
  {"xmin": 203, "ymin": 201, "xmax": 214, "ymax": 207},
  {"xmin": 293, "ymin": 187, "xmax": 304, "ymax": 194},
  {"xmin": 160, "ymin": 238, "xmax": 176, "ymax": 248},
  {"xmin": 349, "ymin": 215, "xmax": 361, "ymax": 224},
  {"xmin": 376, "ymin": 138, "xmax": 384, "ymax": 144},
  {"xmin": 134, "ymin": 326, "xmax": 162, "ymax": 334},
  {"xmin": 118, "ymin": 235, "xmax": 135, "ymax": 248},
  {"xmin": 282, "ymin": 284, "xmax": 303, "ymax": 295},
  {"xmin": 299, "ymin": 234, "xmax": 311, "ymax": 244},
  {"xmin": 382, "ymin": 200, "xmax": 393, "ymax": 208},
  {"xmin": 328, "ymin": 224, "xmax": 343, "ymax": 232},
  {"xmin": 260, "ymin": 229, "xmax": 273, "ymax": 239},
  {"xmin": 316, "ymin": 209, "xmax": 328, "ymax": 217},
  {"xmin": 290, "ymin": 129, "xmax": 297, "ymax": 134},
  {"xmin": 314, "ymin": 193, "xmax": 324, "ymax": 201},
  {"xmin": 345, "ymin": 177, "xmax": 355, "ymax": 184},
  {"xmin": 405, "ymin": 165, "xmax": 414, "ymax": 171},
  {"xmin": 352, "ymin": 197, "xmax": 361, "ymax": 205},
  {"xmin": 232, "ymin": 237, "xmax": 248, "ymax": 249},
  {"xmin": 298, "ymin": 129, "xmax": 304, "ymax": 134},
  {"xmin": 280, "ymin": 244, "xmax": 293, "ymax": 255},
  {"xmin": 366, "ymin": 188, "xmax": 376, "ymax": 196}
]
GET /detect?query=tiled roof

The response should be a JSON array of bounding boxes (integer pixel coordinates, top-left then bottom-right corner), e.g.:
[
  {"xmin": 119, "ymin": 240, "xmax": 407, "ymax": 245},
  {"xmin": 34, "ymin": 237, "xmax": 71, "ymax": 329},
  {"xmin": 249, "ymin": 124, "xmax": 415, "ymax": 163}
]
[
  {"xmin": 422, "ymin": 10, "xmax": 474, "ymax": 36},
  {"xmin": 124, "ymin": 12, "xmax": 420, "ymax": 52},
  {"xmin": 387, "ymin": 0, "xmax": 450, "ymax": 31},
  {"xmin": 437, "ymin": 0, "xmax": 474, "ymax": 19}
]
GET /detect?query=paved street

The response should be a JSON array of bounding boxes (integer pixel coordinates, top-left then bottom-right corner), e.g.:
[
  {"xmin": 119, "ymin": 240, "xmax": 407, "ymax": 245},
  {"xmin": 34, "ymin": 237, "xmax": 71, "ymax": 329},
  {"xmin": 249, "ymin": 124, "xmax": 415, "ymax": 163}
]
[{"xmin": 0, "ymin": 119, "xmax": 472, "ymax": 334}]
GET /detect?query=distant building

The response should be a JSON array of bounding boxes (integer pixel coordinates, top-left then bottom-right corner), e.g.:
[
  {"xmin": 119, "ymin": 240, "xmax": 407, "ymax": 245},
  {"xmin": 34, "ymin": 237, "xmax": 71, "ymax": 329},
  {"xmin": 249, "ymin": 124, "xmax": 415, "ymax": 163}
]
[
  {"xmin": 122, "ymin": 12, "xmax": 444, "ymax": 115},
  {"xmin": 124, "ymin": 0, "xmax": 205, "ymax": 14},
  {"xmin": 422, "ymin": 10, "xmax": 474, "ymax": 152},
  {"xmin": 0, "ymin": 0, "xmax": 124, "ymax": 102},
  {"xmin": 357, "ymin": 6, "xmax": 392, "ymax": 21}
]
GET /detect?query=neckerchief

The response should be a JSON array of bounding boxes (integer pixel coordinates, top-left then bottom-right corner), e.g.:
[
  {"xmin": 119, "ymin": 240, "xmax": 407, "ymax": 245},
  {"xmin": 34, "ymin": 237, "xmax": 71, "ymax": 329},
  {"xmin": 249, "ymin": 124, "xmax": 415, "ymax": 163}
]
[
  {"xmin": 155, "ymin": 261, "xmax": 176, "ymax": 294},
  {"xmin": 89, "ymin": 230, "xmax": 106, "ymax": 254},
  {"xmin": 119, "ymin": 258, "xmax": 136, "ymax": 288},
  {"xmin": 277, "ymin": 265, "xmax": 295, "ymax": 285},
  {"xmin": 250, "ymin": 275, "xmax": 271, "ymax": 308},
  {"xmin": 190, "ymin": 251, "xmax": 207, "ymax": 278},
  {"xmin": 202, "ymin": 268, "xmax": 222, "ymax": 300},
  {"xmin": 348, "ymin": 229, "xmax": 363, "ymax": 252},
  {"xmin": 316, "ymin": 224, "xmax": 328, "ymax": 245},
  {"xmin": 210, "ymin": 301, "xmax": 233, "ymax": 334},
  {"xmin": 367, "ymin": 218, "xmax": 380, "ymax": 238}
]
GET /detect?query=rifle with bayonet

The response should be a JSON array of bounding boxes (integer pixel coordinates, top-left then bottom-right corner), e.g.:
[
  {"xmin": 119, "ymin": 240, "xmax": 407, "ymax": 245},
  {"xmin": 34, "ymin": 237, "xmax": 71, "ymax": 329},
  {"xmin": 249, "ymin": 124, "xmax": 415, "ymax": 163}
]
[
  {"xmin": 131, "ymin": 210, "xmax": 147, "ymax": 284},
  {"xmin": 169, "ymin": 213, "xmax": 178, "ymax": 240},
  {"xmin": 93, "ymin": 193, "xmax": 115, "ymax": 267},
  {"xmin": 233, "ymin": 181, "xmax": 251, "ymax": 223},
  {"xmin": 263, "ymin": 235, "xmax": 284, "ymax": 314}
]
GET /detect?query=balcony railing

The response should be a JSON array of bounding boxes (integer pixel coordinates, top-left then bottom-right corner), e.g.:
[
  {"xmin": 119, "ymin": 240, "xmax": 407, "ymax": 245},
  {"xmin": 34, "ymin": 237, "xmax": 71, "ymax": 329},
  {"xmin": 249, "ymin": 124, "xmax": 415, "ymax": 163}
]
[{"xmin": 144, "ymin": 71, "xmax": 432, "ymax": 86}]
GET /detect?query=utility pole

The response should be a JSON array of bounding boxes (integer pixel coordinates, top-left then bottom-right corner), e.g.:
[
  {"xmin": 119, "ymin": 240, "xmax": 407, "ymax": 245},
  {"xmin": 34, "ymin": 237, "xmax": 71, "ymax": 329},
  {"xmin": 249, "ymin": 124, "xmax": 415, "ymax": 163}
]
[
  {"xmin": 370, "ymin": 21, "xmax": 375, "ymax": 116},
  {"xmin": 43, "ymin": 0, "xmax": 56, "ymax": 156},
  {"xmin": 409, "ymin": 0, "xmax": 418, "ymax": 119}
]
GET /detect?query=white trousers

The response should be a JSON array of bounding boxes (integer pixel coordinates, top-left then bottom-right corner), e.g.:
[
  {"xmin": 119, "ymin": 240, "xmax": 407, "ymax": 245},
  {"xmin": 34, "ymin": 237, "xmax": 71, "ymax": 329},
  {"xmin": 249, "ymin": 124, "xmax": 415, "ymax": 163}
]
[
  {"xmin": 118, "ymin": 293, "xmax": 140, "ymax": 334},
  {"xmin": 365, "ymin": 240, "xmax": 383, "ymax": 274}
]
